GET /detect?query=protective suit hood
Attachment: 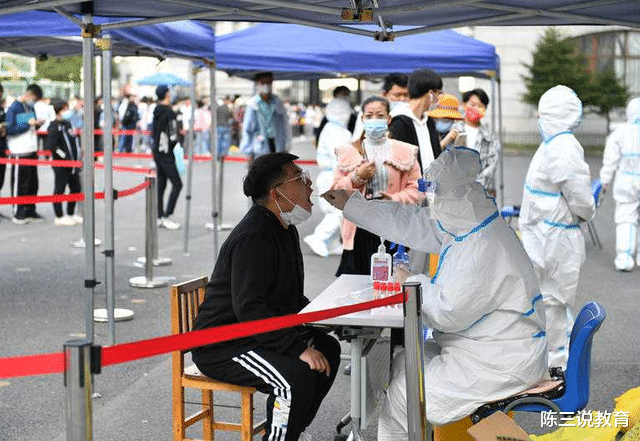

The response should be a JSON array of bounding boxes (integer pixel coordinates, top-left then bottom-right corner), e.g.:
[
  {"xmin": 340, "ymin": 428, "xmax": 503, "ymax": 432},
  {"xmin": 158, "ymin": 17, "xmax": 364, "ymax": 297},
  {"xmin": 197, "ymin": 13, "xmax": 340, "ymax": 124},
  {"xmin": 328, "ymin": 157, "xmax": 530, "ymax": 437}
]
[
  {"xmin": 625, "ymin": 97, "xmax": 640, "ymax": 123},
  {"xmin": 325, "ymin": 97, "xmax": 352, "ymax": 128},
  {"xmin": 424, "ymin": 147, "xmax": 497, "ymax": 233},
  {"xmin": 538, "ymin": 85, "xmax": 583, "ymax": 142}
]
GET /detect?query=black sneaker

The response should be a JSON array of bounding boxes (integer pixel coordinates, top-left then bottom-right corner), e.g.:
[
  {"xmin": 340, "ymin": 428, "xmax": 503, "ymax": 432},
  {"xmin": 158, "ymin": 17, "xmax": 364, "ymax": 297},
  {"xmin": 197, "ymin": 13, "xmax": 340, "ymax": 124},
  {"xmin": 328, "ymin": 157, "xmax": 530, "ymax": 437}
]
[{"xmin": 26, "ymin": 212, "xmax": 45, "ymax": 223}]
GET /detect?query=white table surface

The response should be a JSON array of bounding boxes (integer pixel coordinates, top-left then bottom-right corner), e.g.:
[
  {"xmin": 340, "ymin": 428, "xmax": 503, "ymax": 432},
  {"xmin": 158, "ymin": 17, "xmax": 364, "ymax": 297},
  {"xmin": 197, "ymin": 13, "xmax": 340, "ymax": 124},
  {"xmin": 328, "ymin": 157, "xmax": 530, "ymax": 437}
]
[{"xmin": 301, "ymin": 274, "xmax": 404, "ymax": 328}]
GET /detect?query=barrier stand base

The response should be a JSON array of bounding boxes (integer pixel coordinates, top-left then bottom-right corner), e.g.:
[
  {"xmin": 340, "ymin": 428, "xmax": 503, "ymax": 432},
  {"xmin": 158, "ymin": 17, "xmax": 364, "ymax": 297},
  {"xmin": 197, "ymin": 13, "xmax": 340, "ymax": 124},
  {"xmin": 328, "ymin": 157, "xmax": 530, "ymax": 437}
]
[
  {"xmin": 135, "ymin": 257, "xmax": 172, "ymax": 267},
  {"xmin": 128, "ymin": 276, "xmax": 175, "ymax": 288},
  {"xmin": 72, "ymin": 238, "xmax": 103, "ymax": 248},
  {"xmin": 93, "ymin": 308, "xmax": 135, "ymax": 322},
  {"xmin": 204, "ymin": 222, "xmax": 234, "ymax": 231}
]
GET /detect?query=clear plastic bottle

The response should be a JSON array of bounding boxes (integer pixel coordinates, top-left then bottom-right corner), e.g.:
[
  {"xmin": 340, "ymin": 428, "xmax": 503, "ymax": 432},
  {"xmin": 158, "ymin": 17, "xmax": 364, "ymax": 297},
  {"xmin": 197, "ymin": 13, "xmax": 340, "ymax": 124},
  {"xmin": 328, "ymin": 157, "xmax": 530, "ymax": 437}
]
[{"xmin": 392, "ymin": 244, "xmax": 411, "ymax": 283}]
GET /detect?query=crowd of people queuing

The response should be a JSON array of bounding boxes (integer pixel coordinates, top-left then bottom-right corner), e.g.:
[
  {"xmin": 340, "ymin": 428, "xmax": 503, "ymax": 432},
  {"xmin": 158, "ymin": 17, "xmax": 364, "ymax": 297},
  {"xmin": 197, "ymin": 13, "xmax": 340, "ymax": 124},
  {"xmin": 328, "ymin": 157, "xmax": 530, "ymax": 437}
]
[{"xmin": 0, "ymin": 63, "xmax": 638, "ymax": 438}]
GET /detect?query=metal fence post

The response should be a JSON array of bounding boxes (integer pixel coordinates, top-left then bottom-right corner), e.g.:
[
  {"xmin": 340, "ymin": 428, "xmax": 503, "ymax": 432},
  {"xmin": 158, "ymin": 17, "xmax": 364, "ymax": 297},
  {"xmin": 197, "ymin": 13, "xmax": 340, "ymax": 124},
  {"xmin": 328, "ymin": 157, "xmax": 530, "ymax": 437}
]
[
  {"xmin": 137, "ymin": 166, "xmax": 172, "ymax": 267},
  {"xmin": 64, "ymin": 340, "xmax": 93, "ymax": 441},
  {"xmin": 403, "ymin": 281, "xmax": 431, "ymax": 441},
  {"xmin": 130, "ymin": 175, "xmax": 170, "ymax": 288}
]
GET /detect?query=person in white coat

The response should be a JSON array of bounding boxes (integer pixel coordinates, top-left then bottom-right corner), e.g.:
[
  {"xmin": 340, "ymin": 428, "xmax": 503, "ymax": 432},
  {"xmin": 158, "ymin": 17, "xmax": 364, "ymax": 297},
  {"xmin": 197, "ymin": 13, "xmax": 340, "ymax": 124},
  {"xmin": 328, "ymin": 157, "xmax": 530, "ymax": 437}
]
[
  {"xmin": 324, "ymin": 147, "xmax": 548, "ymax": 435},
  {"xmin": 303, "ymin": 98, "xmax": 352, "ymax": 257},
  {"xmin": 600, "ymin": 97, "xmax": 640, "ymax": 271},
  {"xmin": 519, "ymin": 85, "xmax": 596, "ymax": 369}
]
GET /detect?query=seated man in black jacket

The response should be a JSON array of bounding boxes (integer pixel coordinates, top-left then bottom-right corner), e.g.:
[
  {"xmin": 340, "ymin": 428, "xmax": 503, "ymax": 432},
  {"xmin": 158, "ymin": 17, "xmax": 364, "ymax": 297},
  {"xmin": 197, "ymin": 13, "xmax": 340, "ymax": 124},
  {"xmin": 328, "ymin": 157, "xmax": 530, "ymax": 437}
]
[
  {"xmin": 389, "ymin": 68, "xmax": 443, "ymax": 173},
  {"xmin": 192, "ymin": 152, "xmax": 341, "ymax": 441}
]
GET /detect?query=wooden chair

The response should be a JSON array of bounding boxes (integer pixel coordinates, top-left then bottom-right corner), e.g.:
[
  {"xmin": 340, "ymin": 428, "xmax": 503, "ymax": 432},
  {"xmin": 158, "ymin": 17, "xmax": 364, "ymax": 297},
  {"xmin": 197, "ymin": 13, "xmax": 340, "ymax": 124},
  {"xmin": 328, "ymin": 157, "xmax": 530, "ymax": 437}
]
[{"xmin": 171, "ymin": 276, "xmax": 267, "ymax": 440}]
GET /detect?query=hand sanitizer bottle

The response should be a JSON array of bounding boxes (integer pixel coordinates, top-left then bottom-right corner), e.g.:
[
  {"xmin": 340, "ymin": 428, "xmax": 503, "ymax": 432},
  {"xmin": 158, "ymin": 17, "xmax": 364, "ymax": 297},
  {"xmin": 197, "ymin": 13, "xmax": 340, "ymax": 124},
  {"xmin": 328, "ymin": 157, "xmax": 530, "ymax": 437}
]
[{"xmin": 371, "ymin": 239, "xmax": 392, "ymax": 283}]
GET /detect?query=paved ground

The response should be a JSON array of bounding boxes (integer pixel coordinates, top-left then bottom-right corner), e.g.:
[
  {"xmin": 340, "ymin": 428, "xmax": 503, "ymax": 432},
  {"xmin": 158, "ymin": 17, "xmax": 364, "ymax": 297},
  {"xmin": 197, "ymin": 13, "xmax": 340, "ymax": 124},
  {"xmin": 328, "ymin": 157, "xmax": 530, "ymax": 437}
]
[{"xmin": 0, "ymin": 137, "xmax": 638, "ymax": 440}]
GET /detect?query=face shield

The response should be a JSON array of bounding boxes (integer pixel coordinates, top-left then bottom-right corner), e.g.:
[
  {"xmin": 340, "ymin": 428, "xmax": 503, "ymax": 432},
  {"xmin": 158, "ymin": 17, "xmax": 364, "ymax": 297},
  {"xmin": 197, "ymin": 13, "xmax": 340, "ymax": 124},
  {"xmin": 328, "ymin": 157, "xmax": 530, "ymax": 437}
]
[{"xmin": 421, "ymin": 147, "xmax": 497, "ymax": 232}]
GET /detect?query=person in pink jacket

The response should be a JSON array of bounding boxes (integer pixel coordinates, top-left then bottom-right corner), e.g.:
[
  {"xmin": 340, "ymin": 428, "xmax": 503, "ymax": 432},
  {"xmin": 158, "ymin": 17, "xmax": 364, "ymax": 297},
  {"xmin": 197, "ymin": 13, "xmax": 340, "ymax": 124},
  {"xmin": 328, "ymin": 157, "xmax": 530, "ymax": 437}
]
[{"xmin": 332, "ymin": 96, "xmax": 423, "ymax": 275}]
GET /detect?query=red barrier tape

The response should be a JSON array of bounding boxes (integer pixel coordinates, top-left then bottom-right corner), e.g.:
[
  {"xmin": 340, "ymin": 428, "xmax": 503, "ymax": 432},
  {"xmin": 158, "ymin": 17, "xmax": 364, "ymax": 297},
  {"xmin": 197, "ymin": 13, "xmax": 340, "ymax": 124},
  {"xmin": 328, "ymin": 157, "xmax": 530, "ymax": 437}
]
[
  {"xmin": 0, "ymin": 157, "xmax": 83, "ymax": 168},
  {"xmin": 0, "ymin": 181, "xmax": 149, "ymax": 205},
  {"xmin": 0, "ymin": 293, "xmax": 404, "ymax": 379}
]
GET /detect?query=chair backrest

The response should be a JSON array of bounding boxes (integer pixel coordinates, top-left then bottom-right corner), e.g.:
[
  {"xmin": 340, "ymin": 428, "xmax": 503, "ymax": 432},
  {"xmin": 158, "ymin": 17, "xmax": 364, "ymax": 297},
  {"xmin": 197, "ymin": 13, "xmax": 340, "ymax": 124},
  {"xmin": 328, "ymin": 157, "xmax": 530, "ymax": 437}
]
[
  {"xmin": 592, "ymin": 178, "xmax": 603, "ymax": 207},
  {"xmin": 171, "ymin": 276, "xmax": 208, "ymax": 338},
  {"xmin": 557, "ymin": 301, "xmax": 606, "ymax": 412}
]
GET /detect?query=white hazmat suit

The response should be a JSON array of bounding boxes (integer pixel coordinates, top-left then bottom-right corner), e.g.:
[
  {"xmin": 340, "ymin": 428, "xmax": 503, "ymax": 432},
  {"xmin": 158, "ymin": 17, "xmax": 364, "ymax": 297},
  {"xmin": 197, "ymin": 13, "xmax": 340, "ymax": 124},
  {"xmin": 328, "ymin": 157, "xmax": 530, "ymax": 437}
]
[
  {"xmin": 600, "ymin": 98, "xmax": 640, "ymax": 271},
  {"xmin": 303, "ymin": 98, "xmax": 353, "ymax": 257},
  {"xmin": 519, "ymin": 85, "xmax": 596, "ymax": 369},
  {"xmin": 337, "ymin": 147, "xmax": 547, "ymax": 435}
]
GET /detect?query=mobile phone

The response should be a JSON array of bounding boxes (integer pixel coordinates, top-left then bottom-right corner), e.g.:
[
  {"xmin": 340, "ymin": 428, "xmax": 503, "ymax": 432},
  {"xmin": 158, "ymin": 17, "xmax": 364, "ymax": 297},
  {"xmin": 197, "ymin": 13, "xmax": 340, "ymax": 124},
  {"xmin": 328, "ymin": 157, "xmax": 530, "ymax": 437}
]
[{"xmin": 454, "ymin": 132, "xmax": 467, "ymax": 147}]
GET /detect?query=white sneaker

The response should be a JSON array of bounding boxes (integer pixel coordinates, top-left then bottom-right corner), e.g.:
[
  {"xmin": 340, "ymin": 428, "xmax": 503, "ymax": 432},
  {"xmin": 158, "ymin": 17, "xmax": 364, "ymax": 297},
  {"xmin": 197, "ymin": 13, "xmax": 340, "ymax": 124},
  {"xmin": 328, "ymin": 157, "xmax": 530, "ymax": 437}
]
[
  {"xmin": 161, "ymin": 217, "xmax": 181, "ymax": 230},
  {"xmin": 71, "ymin": 214, "xmax": 83, "ymax": 224},
  {"xmin": 303, "ymin": 235, "xmax": 329, "ymax": 257},
  {"xmin": 55, "ymin": 216, "xmax": 76, "ymax": 226}
]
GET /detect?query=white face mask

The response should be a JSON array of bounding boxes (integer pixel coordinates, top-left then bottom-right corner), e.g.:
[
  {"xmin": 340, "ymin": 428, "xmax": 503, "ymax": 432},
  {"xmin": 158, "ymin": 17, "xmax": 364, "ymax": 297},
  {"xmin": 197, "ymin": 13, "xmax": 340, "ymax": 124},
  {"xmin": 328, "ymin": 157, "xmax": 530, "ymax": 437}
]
[
  {"xmin": 256, "ymin": 84, "xmax": 272, "ymax": 95},
  {"xmin": 389, "ymin": 100, "xmax": 405, "ymax": 113},
  {"xmin": 275, "ymin": 189, "xmax": 311, "ymax": 225}
]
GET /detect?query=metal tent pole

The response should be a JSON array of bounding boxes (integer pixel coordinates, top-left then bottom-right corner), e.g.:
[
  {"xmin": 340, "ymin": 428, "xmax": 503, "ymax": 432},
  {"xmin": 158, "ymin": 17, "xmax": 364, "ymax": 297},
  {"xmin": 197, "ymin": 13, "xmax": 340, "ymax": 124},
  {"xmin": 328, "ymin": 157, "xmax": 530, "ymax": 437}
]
[
  {"xmin": 182, "ymin": 63, "xmax": 197, "ymax": 254},
  {"xmin": 81, "ymin": 13, "xmax": 96, "ymax": 343},
  {"xmin": 100, "ymin": 35, "xmax": 116, "ymax": 345},
  {"xmin": 209, "ymin": 60, "xmax": 220, "ymax": 258},
  {"xmin": 64, "ymin": 340, "xmax": 94, "ymax": 441},
  {"xmin": 497, "ymin": 77, "xmax": 504, "ymax": 209},
  {"xmin": 403, "ymin": 281, "xmax": 430, "ymax": 441}
]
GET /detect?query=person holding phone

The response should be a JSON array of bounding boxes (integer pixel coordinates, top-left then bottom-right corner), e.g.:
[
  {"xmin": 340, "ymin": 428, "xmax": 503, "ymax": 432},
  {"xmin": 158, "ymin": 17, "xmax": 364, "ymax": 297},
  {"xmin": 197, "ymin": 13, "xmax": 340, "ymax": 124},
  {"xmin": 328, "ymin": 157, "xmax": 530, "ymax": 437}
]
[
  {"xmin": 461, "ymin": 88, "xmax": 500, "ymax": 197},
  {"xmin": 331, "ymin": 96, "xmax": 423, "ymax": 276}
]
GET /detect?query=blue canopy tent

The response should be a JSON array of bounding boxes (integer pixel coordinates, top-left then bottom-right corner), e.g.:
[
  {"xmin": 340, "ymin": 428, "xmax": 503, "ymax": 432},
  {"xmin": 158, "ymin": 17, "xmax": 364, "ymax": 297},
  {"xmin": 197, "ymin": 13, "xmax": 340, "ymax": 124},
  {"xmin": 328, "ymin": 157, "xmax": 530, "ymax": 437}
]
[
  {"xmin": 0, "ymin": 11, "xmax": 216, "ymax": 59},
  {"xmin": 216, "ymin": 23, "xmax": 499, "ymax": 80}
]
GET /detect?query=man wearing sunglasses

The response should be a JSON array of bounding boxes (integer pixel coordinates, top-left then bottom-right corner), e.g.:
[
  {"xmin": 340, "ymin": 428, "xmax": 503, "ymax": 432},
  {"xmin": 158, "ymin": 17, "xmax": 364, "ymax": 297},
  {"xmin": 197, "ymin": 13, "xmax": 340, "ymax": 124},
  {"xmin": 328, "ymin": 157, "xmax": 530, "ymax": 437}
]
[{"xmin": 192, "ymin": 153, "xmax": 340, "ymax": 441}]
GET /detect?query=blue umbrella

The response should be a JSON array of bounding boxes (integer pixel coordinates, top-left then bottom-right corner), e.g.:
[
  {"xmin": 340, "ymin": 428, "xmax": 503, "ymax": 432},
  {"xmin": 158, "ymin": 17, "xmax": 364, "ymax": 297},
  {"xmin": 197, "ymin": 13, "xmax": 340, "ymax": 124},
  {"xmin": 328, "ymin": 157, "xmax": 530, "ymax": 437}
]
[{"xmin": 136, "ymin": 72, "xmax": 191, "ymax": 86}]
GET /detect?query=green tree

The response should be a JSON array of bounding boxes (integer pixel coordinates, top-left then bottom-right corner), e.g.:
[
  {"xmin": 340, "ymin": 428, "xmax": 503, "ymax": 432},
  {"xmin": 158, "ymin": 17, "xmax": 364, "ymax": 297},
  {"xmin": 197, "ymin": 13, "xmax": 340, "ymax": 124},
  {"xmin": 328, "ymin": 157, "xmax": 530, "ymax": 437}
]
[
  {"xmin": 522, "ymin": 28, "xmax": 593, "ymax": 106},
  {"xmin": 35, "ymin": 55, "xmax": 120, "ymax": 84},
  {"xmin": 589, "ymin": 68, "xmax": 629, "ymax": 134},
  {"xmin": 36, "ymin": 55, "xmax": 82, "ymax": 82}
]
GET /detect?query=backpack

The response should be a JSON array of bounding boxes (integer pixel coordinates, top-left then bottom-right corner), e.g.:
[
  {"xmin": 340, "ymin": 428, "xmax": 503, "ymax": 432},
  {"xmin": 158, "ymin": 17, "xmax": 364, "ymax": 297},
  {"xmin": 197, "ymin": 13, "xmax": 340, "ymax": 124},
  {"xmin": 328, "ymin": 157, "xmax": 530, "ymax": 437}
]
[{"xmin": 121, "ymin": 101, "xmax": 139, "ymax": 126}]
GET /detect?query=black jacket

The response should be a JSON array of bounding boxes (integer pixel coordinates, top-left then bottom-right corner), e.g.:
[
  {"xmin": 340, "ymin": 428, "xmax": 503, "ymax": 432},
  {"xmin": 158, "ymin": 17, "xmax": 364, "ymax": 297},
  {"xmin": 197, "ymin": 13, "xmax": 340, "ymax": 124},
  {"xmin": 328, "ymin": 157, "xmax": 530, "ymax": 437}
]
[
  {"xmin": 45, "ymin": 119, "xmax": 80, "ymax": 163},
  {"xmin": 389, "ymin": 114, "xmax": 442, "ymax": 172},
  {"xmin": 152, "ymin": 104, "xmax": 178, "ymax": 157},
  {"xmin": 192, "ymin": 205, "xmax": 311, "ymax": 363}
]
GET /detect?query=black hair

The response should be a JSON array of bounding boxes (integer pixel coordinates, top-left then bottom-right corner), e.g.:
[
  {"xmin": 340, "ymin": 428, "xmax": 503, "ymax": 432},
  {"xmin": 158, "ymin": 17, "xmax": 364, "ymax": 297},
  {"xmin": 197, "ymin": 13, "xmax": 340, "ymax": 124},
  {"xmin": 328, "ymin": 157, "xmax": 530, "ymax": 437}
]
[
  {"xmin": 407, "ymin": 69, "xmax": 442, "ymax": 100},
  {"xmin": 333, "ymin": 86, "xmax": 350, "ymax": 97},
  {"xmin": 462, "ymin": 88, "xmax": 489, "ymax": 107},
  {"xmin": 243, "ymin": 152, "xmax": 299, "ymax": 203},
  {"xmin": 50, "ymin": 97, "xmax": 68, "ymax": 114},
  {"xmin": 0, "ymin": 84, "xmax": 3, "ymax": 94},
  {"xmin": 26, "ymin": 84, "xmax": 43, "ymax": 100},
  {"xmin": 254, "ymin": 71, "xmax": 273, "ymax": 82},
  {"xmin": 361, "ymin": 95, "xmax": 390, "ymax": 114},
  {"xmin": 382, "ymin": 73, "xmax": 408, "ymax": 93}
]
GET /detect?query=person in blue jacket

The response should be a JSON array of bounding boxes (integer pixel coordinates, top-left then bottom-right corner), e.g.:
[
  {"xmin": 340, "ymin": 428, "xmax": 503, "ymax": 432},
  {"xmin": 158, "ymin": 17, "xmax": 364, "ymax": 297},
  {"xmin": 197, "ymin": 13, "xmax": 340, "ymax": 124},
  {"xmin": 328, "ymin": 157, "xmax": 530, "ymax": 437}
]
[
  {"xmin": 6, "ymin": 84, "xmax": 45, "ymax": 224},
  {"xmin": 240, "ymin": 72, "xmax": 291, "ymax": 160}
]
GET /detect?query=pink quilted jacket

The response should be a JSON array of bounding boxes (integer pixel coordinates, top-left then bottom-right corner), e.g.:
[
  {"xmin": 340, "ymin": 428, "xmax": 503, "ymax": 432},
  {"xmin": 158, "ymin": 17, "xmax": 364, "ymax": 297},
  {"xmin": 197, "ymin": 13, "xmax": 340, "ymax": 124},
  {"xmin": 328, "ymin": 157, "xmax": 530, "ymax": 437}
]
[{"xmin": 331, "ymin": 139, "xmax": 424, "ymax": 250}]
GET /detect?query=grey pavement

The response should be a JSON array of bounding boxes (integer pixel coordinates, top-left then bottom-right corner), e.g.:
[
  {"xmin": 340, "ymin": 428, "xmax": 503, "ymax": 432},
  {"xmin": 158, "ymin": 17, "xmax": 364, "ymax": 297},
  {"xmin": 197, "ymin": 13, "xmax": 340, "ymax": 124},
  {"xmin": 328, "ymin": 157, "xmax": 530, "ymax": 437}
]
[{"xmin": 0, "ymin": 137, "xmax": 638, "ymax": 440}]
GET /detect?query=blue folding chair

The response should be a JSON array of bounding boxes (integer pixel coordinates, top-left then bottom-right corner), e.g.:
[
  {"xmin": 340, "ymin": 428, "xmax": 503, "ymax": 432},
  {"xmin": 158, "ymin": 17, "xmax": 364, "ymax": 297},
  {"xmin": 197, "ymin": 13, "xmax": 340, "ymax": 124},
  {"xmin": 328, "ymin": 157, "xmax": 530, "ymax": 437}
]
[
  {"xmin": 587, "ymin": 178, "xmax": 603, "ymax": 249},
  {"xmin": 471, "ymin": 301, "xmax": 607, "ymax": 423}
]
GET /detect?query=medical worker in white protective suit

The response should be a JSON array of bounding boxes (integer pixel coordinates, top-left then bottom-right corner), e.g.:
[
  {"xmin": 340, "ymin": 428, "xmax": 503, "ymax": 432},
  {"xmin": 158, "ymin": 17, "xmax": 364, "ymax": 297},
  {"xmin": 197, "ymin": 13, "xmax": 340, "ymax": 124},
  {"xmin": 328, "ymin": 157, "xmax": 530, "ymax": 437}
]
[
  {"xmin": 600, "ymin": 97, "xmax": 640, "ymax": 271},
  {"xmin": 519, "ymin": 85, "xmax": 596, "ymax": 370},
  {"xmin": 324, "ymin": 147, "xmax": 548, "ymax": 435},
  {"xmin": 303, "ymin": 98, "xmax": 352, "ymax": 257}
]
